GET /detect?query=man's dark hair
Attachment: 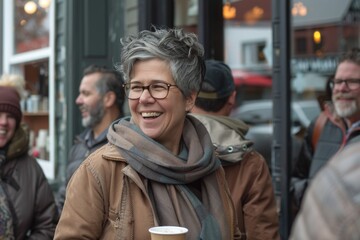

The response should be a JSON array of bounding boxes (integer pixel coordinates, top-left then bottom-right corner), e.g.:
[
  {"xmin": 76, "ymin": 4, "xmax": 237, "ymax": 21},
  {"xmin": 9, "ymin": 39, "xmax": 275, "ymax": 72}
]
[
  {"xmin": 339, "ymin": 48, "xmax": 360, "ymax": 65},
  {"xmin": 83, "ymin": 64, "xmax": 125, "ymax": 113}
]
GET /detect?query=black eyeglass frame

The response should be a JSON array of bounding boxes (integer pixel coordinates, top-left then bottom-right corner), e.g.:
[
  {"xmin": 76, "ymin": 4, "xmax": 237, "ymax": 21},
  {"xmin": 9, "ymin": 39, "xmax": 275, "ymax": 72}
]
[
  {"xmin": 329, "ymin": 78, "xmax": 360, "ymax": 90},
  {"xmin": 122, "ymin": 82, "xmax": 179, "ymax": 100}
]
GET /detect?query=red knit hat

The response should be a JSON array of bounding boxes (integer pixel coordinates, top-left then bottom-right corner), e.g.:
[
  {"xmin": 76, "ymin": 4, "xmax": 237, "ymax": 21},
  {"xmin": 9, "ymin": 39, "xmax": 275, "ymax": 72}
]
[{"xmin": 0, "ymin": 86, "xmax": 22, "ymax": 127}]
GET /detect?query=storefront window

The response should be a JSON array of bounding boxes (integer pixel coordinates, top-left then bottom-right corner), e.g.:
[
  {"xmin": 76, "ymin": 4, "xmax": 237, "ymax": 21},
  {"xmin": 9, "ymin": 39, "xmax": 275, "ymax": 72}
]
[
  {"xmin": 14, "ymin": 0, "xmax": 51, "ymax": 53},
  {"xmin": 3, "ymin": 0, "xmax": 55, "ymax": 180},
  {"xmin": 222, "ymin": 0, "xmax": 272, "ymax": 106}
]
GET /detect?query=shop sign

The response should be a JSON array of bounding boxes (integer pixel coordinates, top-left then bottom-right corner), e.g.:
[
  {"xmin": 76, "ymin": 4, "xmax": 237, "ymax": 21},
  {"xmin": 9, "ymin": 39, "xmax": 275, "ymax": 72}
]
[{"xmin": 291, "ymin": 57, "xmax": 338, "ymax": 74}]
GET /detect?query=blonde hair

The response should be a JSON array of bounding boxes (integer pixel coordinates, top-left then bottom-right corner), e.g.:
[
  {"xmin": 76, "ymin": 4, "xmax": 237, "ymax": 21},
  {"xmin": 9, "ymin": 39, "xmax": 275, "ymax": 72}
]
[{"xmin": 0, "ymin": 74, "xmax": 26, "ymax": 99}]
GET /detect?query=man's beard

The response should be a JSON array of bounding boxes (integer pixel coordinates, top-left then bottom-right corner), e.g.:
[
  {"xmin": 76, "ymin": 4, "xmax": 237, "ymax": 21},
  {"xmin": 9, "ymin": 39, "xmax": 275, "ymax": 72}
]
[
  {"xmin": 333, "ymin": 95, "xmax": 359, "ymax": 118},
  {"xmin": 82, "ymin": 101, "xmax": 105, "ymax": 128}
]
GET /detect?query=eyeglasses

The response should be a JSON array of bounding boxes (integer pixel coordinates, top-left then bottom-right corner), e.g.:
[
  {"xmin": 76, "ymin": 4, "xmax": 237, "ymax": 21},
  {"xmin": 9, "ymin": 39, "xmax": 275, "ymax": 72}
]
[
  {"xmin": 329, "ymin": 79, "xmax": 360, "ymax": 90},
  {"xmin": 123, "ymin": 82, "xmax": 178, "ymax": 100}
]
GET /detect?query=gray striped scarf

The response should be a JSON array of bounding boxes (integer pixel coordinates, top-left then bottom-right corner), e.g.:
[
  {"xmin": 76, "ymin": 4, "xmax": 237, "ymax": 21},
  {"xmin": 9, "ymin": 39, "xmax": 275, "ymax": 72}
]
[{"xmin": 108, "ymin": 115, "xmax": 233, "ymax": 240}]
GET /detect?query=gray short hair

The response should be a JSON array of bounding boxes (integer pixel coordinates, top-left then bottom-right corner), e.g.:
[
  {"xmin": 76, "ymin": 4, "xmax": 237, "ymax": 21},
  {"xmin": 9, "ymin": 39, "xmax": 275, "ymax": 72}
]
[{"xmin": 118, "ymin": 27, "xmax": 205, "ymax": 98}]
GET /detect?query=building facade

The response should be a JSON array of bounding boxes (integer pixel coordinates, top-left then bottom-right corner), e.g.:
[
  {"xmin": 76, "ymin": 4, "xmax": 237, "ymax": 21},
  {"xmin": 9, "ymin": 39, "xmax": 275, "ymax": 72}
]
[
  {"xmin": 1, "ymin": 0, "xmax": 359, "ymax": 237},
  {"xmin": 0, "ymin": 0, "xmax": 225, "ymax": 184}
]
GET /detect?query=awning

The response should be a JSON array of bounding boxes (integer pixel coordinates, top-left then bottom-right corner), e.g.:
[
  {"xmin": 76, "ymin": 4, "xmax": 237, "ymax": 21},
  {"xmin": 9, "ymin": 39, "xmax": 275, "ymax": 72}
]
[
  {"xmin": 232, "ymin": 69, "xmax": 272, "ymax": 87},
  {"xmin": 292, "ymin": 0, "xmax": 351, "ymax": 27}
]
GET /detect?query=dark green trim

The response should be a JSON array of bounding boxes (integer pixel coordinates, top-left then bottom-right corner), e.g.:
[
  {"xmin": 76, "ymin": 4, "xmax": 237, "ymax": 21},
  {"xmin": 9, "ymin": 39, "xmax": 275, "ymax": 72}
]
[
  {"xmin": 198, "ymin": 0, "xmax": 224, "ymax": 60},
  {"xmin": 0, "ymin": 0, "xmax": 3, "ymax": 73},
  {"xmin": 138, "ymin": 0, "xmax": 174, "ymax": 31},
  {"xmin": 54, "ymin": 0, "xmax": 125, "ymax": 181}
]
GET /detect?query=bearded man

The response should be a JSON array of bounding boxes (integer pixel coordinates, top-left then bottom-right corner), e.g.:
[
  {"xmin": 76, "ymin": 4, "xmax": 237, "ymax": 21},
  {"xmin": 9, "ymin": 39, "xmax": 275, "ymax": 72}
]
[
  {"xmin": 56, "ymin": 65, "xmax": 124, "ymax": 212},
  {"xmin": 291, "ymin": 48, "xmax": 360, "ymax": 223}
]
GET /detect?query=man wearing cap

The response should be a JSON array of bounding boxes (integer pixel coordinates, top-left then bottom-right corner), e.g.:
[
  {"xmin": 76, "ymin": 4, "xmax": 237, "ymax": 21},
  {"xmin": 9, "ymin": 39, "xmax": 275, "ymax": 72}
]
[
  {"xmin": 192, "ymin": 59, "xmax": 237, "ymax": 116},
  {"xmin": 191, "ymin": 59, "xmax": 280, "ymax": 240},
  {"xmin": 0, "ymin": 76, "xmax": 58, "ymax": 239}
]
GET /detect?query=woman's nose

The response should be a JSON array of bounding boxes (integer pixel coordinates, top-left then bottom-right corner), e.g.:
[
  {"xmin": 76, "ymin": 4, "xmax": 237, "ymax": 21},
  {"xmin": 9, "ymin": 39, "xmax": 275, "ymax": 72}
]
[
  {"xmin": 139, "ymin": 88, "xmax": 155, "ymax": 103},
  {"xmin": 0, "ymin": 114, "xmax": 8, "ymax": 124}
]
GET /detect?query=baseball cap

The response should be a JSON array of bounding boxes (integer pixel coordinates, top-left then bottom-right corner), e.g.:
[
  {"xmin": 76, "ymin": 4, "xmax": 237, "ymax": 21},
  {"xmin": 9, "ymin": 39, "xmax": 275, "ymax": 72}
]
[{"xmin": 198, "ymin": 59, "xmax": 235, "ymax": 99}]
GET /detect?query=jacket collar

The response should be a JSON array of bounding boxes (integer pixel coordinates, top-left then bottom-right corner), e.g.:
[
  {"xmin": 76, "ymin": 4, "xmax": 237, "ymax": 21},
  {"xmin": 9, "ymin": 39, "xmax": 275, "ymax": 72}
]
[
  {"xmin": 190, "ymin": 114, "xmax": 253, "ymax": 164},
  {"xmin": 7, "ymin": 124, "xmax": 29, "ymax": 160},
  {"xmin": 101, "ymin": 143, "xmax": 126, "ymax": 162}
]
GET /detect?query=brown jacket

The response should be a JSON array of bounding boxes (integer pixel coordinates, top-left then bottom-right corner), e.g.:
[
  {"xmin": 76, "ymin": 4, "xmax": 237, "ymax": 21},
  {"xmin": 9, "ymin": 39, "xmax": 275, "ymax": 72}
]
[
  {"xmin": 54, "ymin": 143, "xmax": 240, "ymax": 240},
  {"xmin": 192, "ymin": 114, "xmax": 280, "ymax": 240},
  {"xmin": 224, "ymin": 152, "xmax": 280, "ymax": 240}
]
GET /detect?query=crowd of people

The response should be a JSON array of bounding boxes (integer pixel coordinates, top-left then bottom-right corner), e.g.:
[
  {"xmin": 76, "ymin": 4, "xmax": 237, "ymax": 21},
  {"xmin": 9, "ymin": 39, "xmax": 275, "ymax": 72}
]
[{"xmin": 0, "ymin": 27, "xmax": 359, "ymax": 239}]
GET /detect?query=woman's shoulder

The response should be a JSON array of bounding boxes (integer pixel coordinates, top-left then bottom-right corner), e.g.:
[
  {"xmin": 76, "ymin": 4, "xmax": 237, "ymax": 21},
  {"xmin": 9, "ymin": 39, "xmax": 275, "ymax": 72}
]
[
  {"xmin": 14, "ymin": 154, "xmax": 43, "ymax": 173},
  {"xmin": 5, "ymin": 155, "xmax": 49, "ymax": 193},
  {"xmin": 75, "ymin": 143, "xmax": 129, "ymax": 181},
  {"xmin": 85, "ymin": 142, "xmax": 127, "ymax": 165}
]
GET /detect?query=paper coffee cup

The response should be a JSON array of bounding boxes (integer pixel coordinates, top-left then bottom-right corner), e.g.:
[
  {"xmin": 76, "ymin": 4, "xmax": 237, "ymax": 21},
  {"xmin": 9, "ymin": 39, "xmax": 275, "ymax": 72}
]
[{"xmin": 149, "ymin": 226, "xmax": 188, "ymax": 240}]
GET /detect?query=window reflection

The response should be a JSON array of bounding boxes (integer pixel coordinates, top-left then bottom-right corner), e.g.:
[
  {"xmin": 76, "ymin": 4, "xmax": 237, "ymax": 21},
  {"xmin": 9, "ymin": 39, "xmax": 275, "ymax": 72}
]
[
  {"xmin": 14, "ymin": 0, "xmax": 51, "ymax": 53},
  {"xmin": 174, "ymin": 0, "xmax": 198, "ymax": 34}
]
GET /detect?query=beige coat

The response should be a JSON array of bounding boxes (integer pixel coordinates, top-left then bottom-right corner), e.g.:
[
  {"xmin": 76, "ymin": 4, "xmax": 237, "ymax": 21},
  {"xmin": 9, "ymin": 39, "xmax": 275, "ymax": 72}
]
[
  {"xmin": 290, "ymin": 141, "xmax": 360, "ymax": 240},
  {"xmin": 54, "ymin": 143, "xmax": 240, "ymax": 240}
]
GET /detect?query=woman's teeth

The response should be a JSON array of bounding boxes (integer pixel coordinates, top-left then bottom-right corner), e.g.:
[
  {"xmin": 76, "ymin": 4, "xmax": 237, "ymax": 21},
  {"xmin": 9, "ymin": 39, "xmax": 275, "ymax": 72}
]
[{"xmin": 142, "ymin": 112, "xmax": 161, "ymax": 118}]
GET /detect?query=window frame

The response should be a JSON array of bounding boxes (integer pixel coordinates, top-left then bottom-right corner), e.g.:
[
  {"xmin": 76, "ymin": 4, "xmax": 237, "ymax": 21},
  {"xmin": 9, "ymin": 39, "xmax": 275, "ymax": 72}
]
[{"xmin": 2, "ymin": 0, "xmax": 56, "ymax": 180}]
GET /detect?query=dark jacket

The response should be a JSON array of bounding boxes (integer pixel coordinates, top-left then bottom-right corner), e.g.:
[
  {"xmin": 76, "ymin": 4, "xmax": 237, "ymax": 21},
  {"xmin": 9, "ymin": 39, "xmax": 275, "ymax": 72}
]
[
  {"xmin": 56, "ymin": 128, "xmax": 108, "ymax": 211},
  {"xmin": 0, "ymin": 125, "xmax": 58, "ymax": 240},
  {"xmin": 291, "ymin": 106, "xmax": 360, "ymax": 212}
]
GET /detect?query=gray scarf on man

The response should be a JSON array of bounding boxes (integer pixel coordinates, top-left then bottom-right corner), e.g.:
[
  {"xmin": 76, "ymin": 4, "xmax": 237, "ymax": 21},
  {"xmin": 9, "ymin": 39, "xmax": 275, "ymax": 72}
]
[{"xmin": 107, "ymin": 115, "xmax": 233, "ymax": 240}]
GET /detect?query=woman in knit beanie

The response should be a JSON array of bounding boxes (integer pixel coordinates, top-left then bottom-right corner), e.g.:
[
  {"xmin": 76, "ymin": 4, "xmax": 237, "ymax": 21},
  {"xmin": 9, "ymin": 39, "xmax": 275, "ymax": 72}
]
[
  {"xmin": 0, "ymin": 75, "xmax": 58, "ymax": 240},
  {"xmin": 0, "ymin": 86, "xmax": 22, "ymax": 128}
]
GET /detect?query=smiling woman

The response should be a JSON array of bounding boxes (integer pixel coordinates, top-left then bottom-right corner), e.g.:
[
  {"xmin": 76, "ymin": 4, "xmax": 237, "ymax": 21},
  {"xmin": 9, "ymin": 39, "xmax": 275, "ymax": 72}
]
[
  {"xmin": 125, "ymin": 58, "xmax": 190, "ymax": 150},
  {"xmin": 54, "ymin": 27, "xmax": 241, "ymax": 240},
  {"xmin": 0, "ymin": 87, "xmax": 21, "ymax": 148},
  {"xmin": 0, "ymin": 76, "xmax": 58, "ymax": 239}
]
